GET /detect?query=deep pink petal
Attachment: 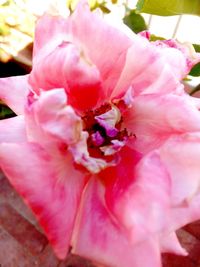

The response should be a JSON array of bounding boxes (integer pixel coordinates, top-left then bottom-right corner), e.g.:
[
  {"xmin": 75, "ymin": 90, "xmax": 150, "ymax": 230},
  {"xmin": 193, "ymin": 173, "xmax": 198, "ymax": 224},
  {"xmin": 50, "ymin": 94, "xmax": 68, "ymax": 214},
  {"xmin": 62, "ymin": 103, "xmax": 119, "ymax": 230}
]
[
  {"xmin": 0, "ymin": 75, "xmax": 30, "ymax": 115},
  {"xmin": 111, "ymin": 37, "xmax": 185, "ymax": 98},
  {"xmin": 30, "ymin": 41, "xmax": 103, "ymax": 111},
  {"xmin": 72, "ymin": 178, "xmax": 162, "ymax": 267},
  {"xmin": 0, "ymin": 142, "xmax": 86, "ymax": 259},
  {"xmin": 99, "ymin": 146, "xmax": 141, "ymax": 206},
  {"xmin": 123, "ymin": 94, "xmax": 200, "ymax": 154},
  {"xmin": 100, "ymin": 148, "xmax": 171, "ymax": 245},
  {"xmin": 0, "ymin": 116, "xmax": 27, "ymax": 143}
]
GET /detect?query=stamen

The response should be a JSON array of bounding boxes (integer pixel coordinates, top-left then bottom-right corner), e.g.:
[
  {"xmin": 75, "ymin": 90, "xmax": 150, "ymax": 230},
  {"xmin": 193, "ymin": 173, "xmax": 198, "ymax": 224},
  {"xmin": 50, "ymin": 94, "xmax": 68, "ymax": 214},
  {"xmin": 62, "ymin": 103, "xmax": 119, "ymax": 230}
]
[
  {"xmin": 74, "ymin": 102, "xmax": 130, "ymax": 173},
  {"xmin": 91, "ymin": 131, "xmax": 105, "ymax": 146},
  {"xmin": 95, "ymin": 105, "xmax": 121, "ymax": 138}
]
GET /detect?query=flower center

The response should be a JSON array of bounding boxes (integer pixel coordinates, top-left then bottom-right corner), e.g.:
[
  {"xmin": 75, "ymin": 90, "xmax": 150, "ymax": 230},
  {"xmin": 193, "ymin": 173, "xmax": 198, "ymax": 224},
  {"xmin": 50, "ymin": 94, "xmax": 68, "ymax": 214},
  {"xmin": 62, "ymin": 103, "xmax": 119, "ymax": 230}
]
[
  {"xmin": 82, "ymin": 103, "xmax": 128, "ymax": 157},
  {"xmin": 68, "ymin": 101, "xmax": 130, "ymax": 174}
]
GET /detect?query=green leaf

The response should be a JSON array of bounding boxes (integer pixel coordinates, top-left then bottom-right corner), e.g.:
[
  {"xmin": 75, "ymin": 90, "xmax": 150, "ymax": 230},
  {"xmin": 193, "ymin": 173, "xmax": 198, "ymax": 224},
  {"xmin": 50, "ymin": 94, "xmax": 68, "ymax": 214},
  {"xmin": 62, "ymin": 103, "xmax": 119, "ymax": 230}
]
[
  {"xmin": 189, "ymin": 44, "xmax": 200, "ymax": 77},
  {"xmin": 0, "ymin": 104, "xmax": 15, "ymax": 119},
  {"xmin": 193, "ymin": 44, "xmax": 200, "ymax": 52},
  {"xmin": 149, "ymin": 34, "xmax": 165, "ymax": 41},
  {"xmin": 136, "ymin": 0, "xmax": 200, "ymax": 16},
  {"xmin": 98, "ymin": 4, "xmax": 110, "ymax": 14},
  {"xmin": 123, "ymin": 9, "xmax": 147, "ymax": 34},
  {"xmin": 189, "ymin": 63, "xmax": 200, "ymax": 77}
]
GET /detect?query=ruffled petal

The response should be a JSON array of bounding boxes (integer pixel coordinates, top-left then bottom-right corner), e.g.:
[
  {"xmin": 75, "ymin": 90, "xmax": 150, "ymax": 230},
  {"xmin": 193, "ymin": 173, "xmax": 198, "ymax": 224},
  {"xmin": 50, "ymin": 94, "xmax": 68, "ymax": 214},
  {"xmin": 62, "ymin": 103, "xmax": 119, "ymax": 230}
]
[
  {"xmin": 72, "ymin": 178, "xmax": 162, "ymax": 267},
  {"xmin": 31, "ymin": 1, "xmax": 133, "ymax": 109},
  {"xmin": 0, "ymin": 142, "xmax": 86, "ymax": 259},
  {"xmin": 111, "ymin": 37, "xmax": 184, "ymax": 98},
  {"xmin": 33, "ymin": 14, "xmax": 69, "ymax": 58},
  {"xmin": 30, "ymin": 41, "xmax": 103, "ymax": 111},
  {"xmin": 27, "ymin": 88, "xmax": 82, "ymax": 145},
  {"xmin": 69, "ymin": 1, "xmax": 133, "ymax": 98},
  {"xmin": 100, "ymin": 148, "xmax": 171, "ymax": 245},
  {"xmin": 153, "ymin": 133, "xmax": 200, "ymax": 236},
  {"xmin": 0, "ymin": 75, "xmax": 30, "ymax": 115},
  {"xmin": 152, "ymin": 39, "xmax": 200, "ymax": 76},
  {"xmin": 123, "ymin": 94, "xmax": 200, "ymax": 154},
  {"xmin": 0, "ymin": 116, "xmax": 27, "ymax": 143},
  {"xmin": 159, "ymin": 133, "xmax": 200, "ymax": 206}
]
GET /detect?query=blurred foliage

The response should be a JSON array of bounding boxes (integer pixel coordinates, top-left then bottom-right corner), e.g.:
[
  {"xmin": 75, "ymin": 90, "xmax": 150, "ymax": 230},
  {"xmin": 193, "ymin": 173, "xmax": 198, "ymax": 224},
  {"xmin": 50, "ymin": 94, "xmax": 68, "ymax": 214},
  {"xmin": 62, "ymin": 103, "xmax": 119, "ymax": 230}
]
[
  {"xmin": 190, "ymin": 63, "xmax": 200, "ymax": 77},
  {"xmin": 136, "ymin": 0, "xmax": 200, "ymax": 16},
  {"xmin": 0, "ymin": 0, "xmax": 35, "ymax": 63},
  {"xmin": 67, "ymin": 0, "xmax": 115, "ymax": 13},
  {"xmin": 189, "ymin": 44, "xmax": 200, "ymax": 77},
  {"xmin": 123, "ymin": 9, "xmax": 147, "ymax": 33},
  {"xmin": 0, "ymin": 102, "xmax": 15, "ymax": 119},
  {"xmin": 193, "ymin": 44, "xmax": 200, "ymax": 52},
  {"xmin": 0, "ymin": 0, "xmax": 35, "ymax": 37},
  {"xmin": 149, "ymin": 34, "xmax": 165, "ymax": 41}
]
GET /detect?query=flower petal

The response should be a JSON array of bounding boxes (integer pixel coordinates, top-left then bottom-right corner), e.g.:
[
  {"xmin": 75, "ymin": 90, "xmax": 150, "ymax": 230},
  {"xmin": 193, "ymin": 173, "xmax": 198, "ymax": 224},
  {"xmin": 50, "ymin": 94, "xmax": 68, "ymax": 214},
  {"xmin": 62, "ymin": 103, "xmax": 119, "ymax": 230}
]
[
  {"xmin": 111, "ymin": 37, "xmax": 184, "ymax": 98},
  {"xmin": 160, "ymin": 232, "xmax": 187, "ymax": 256},
  {"xmin": 152, "ymin": 39, "xmax": 200, "ymax": 76},
  {"xmin": 28, "ymin": 88, "xmax": 82, "ymax": 145},
  {"xmin": 157, "ymin": 133, "xmax": 200, "ymax": 233},
  {"xmin": 100, "ymin": 148, "xmax": 171, "ymax": 245},
  {"xmin": 0, "ymin": 142, "xmax": 86, "ymax": 259},
  {"xmin": 72, "ymin": 178, "xmax": 162, "ymax": 267},
  {"xmin": 30, "ymin": 41, "xmax": 103, "ymax": 111},
  {"xmin": 124, "ymin": 94, "xmax": 200, "ymax": 154},
  {"xmin": 70, "ymin": 1, "xmax": 133, "ymax": 97},
  {"xmin": 31, "ymin": 2, "xmax": 135, "ymax": 107},
  {"xmin": 33, "ymin": 14, "xmax": 69, "ymax": 58},
  {"xmin": 160, "ymin": 133, "xmax": 200, "ymax": 206},
  {"xmin": 0, "ymin": 116, "xmax": 27, "ymax": 143},
  {"xmin": 0, "ymin": 75, "xmax": 30, "ymax": 115}
]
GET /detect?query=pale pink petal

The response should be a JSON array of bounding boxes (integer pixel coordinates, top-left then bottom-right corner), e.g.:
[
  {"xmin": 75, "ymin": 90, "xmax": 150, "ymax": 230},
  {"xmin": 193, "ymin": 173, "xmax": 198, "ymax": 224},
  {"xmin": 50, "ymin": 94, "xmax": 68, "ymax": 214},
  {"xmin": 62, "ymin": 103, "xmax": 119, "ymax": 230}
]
[
  {"xmin": 72, "ymin": 178, "xmax": 162, "ymax": 267},
  {"xmin": 100, "ymin": 149, "xmax": 171, "ymax": 245},
  {"xmin": 124, "ymin": 94, "xmax": 200, "ymax": 154},
  {"xmin": 170, "ymin": 193, "xmax": 200, "ymax": 230},
  {"xmin": 28, "ymin": 89, "xmax": 82, "ymax": 144},
  {"xmin": 30, "ymin": 41, "xmax": 103, "ymax": 111},
  {"xmin": 0, "ymin": 75, "xmax": 30, "ymax": 115},
  {"xmin": 159, "ymin": 133, "xmax": 200, "ymax": 206},
  {"xmin": 111, "ymin": 37, "xmax": 184, "ymax": 98},
  {"xmin": 152, "ymin": 39, "xmax": 200, "ymax": 75},
  {"xmin": 160, "ymin": 232, "xmax": 187, "ymax": 256},
  {"xmin": 156, "ymin": 133, "xmax": 200, "ymax": 233},
  {"xmin": 70, "ymin": 1, "xmax": 133, "ymax": 97},
  {"xmin": 0, "ymin": 142, "xmax": 86, "ymax": 259},
  {"xmin": 0, "ymin": 116, "xmax": 27, "ymax": 143},
  {"xmin": 33, "ymin": 14, "xmax": 69, "ymax": 57}
]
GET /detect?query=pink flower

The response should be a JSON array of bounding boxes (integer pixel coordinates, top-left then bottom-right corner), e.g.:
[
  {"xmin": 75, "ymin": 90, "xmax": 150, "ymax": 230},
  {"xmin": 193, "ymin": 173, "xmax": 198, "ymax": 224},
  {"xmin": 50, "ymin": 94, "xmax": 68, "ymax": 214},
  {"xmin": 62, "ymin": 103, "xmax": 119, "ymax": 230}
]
[{"xmin": 0, "ymin": 2, "xmax": 200, "ymax": 267}]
